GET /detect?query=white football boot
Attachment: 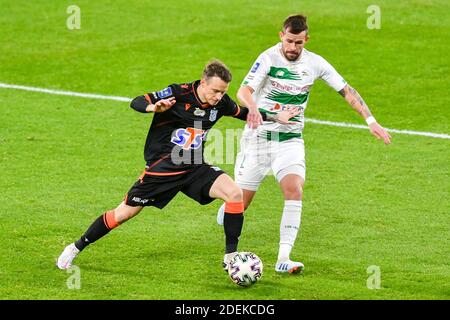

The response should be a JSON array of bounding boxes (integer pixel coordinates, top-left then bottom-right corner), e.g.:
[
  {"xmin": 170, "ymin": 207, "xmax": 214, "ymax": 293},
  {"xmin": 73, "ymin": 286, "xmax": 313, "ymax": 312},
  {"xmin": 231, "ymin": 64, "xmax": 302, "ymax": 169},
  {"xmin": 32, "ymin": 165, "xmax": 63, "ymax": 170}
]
[
  {"xmin": 223, "ymin": 251, "xmax": 238, "ymax": 272},
  {"xmin": 275, "ymin": 259, "xmax": 305, "ymax": 274},
  {"xmin": 56, "ymin": 243, "xmax": 80, "ymax": 270},
  {"xmin": 216, "ymin": 203, "xmax": 225, "ymax": 226}
]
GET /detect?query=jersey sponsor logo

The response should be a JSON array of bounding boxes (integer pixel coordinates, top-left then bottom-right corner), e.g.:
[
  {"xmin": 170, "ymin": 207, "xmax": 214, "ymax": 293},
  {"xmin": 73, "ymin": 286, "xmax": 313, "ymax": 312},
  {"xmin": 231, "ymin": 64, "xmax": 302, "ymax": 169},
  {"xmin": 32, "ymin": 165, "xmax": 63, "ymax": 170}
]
[
  {"xmin": 193, "ymin": 108, "xmax": 206, "ymax": 117},
  {"xmin": 269, "ymin": 80, "xmax": 307, "ymax": 93},
  {"xmin": 209, "ymin": 109, "xmax": 218, "ymax": 122},
  {"xmin": 300, "ymin": 85, "xmax": 311, "ymax": 93},
  {"xmin": 156, "ymin": 87, "xmax": 173, "ymax": 99},
  {"xmin": 171, "ymin": 127, "xmax": 207, "ymax": 150},
  {"xmin": 250, "ymin": 62, "xmax": 260, "ymax": 73},
  {"xmin": 268, "ymin": 103, "xmax": 303, "ymax": 112}
]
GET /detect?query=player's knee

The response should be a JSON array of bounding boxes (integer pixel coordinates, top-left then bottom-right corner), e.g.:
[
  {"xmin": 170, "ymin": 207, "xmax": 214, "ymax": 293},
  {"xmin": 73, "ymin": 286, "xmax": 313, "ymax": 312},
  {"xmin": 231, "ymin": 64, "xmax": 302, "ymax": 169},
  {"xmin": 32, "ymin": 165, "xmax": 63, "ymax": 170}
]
[
  {"xmin": 282, "ymin": 185, "xmax": 303, "ymax": 200},
  {"xmin": 224, "ymin": 186, "xmax": 243, "ymax": 203},
  {"xmin": 115, "ymin": 213, "xmax": 129, "ymax": 224},
  {"xmin": 114, "ymin": 203, "xmax": 141, "ymax": 224},
  {"xmin": 114, "ymin": 210, "xmax": 128, "ymax": 224}
]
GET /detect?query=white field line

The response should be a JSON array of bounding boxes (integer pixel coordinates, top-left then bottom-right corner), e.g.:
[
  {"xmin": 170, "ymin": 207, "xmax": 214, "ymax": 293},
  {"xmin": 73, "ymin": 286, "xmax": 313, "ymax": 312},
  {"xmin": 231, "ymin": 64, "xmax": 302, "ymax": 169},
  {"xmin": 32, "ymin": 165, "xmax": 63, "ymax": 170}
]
[
  {"xmin": 0, "ymin": 82, "xmax": 131, "ymax": 102},
  {"xmin": 304, "ymin": 118, "xmax": 450, "ymax": 139},
  {"xmin": 1, "ymin": 82, "xmax": 449, "ymax": 140}
]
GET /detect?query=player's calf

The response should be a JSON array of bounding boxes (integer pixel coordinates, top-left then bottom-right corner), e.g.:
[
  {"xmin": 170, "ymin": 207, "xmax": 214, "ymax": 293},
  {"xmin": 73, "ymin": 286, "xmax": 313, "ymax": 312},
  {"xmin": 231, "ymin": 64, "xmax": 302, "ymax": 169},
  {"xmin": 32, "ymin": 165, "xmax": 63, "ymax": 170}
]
[{"xmin": 56, "ymin": 204, "xmax": 142, "ymax": 269}]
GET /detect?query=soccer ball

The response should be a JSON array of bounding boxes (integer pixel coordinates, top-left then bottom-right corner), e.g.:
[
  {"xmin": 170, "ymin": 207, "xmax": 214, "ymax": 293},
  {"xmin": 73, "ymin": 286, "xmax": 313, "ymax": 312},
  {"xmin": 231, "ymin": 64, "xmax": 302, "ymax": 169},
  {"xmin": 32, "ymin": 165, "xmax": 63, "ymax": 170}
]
[{"xmin": 228, "ymin": 252, "xmax": 263, "ymax": 287}]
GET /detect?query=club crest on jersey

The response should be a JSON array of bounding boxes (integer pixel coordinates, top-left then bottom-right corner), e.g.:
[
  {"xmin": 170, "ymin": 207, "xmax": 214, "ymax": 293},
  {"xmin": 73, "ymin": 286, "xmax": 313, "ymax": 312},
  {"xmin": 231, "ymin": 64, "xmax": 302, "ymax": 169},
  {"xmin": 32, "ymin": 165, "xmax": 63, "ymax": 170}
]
[
  {"xmin": 193, "ymin": 108, "xmax": 206, "ymax": 117},
  {"xmin": 276, "ymin": 70, "xmax": 285, "ymax": 77},
  {"xmin": 171, "ymin": 127, "xmax": 206, "ymax": 150},
  {"xmin": 209, "ymin": 109, "xmax": 218, "ymax": 122},
  {"xmin": 156, "ymin": 87, "xmax": 172, "ymax": 99}
]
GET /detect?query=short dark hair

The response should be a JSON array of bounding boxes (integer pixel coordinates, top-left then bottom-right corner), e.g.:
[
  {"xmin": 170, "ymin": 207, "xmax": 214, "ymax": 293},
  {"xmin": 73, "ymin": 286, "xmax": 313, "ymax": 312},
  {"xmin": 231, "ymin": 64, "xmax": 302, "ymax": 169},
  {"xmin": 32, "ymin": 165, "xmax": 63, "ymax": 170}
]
[
  {"xmin": 202, "ymin": 59, "xmax": 232, "ymax": 83},
  {"xmin": 283, "ymin": 14, "xmax": 308, "ymax": 34}
]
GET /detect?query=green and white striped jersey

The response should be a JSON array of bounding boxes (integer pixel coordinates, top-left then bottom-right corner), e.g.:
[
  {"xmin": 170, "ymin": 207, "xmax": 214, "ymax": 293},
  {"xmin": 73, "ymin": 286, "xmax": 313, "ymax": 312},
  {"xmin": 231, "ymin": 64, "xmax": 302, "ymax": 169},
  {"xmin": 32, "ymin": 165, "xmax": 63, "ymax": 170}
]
[{"xmin": 242, "ymin": 43, "xmax": 347, "ymax": 138}]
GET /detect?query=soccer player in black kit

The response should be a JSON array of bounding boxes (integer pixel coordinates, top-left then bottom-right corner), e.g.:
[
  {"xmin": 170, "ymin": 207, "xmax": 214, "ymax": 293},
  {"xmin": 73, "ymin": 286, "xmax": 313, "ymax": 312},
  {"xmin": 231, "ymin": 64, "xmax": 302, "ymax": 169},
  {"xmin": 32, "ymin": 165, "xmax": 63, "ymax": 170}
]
[{"xmin": 57, "ymin": 60, "xmax": 299, "ymax": 272}]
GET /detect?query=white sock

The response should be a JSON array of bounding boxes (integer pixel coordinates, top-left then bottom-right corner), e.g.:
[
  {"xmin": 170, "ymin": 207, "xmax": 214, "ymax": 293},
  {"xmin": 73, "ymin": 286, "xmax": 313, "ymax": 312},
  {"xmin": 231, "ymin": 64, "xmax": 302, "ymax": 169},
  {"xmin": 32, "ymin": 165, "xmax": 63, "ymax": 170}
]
[{"xmin": 278, "ymin": 200, "xmax": 302, "ymax": 262}]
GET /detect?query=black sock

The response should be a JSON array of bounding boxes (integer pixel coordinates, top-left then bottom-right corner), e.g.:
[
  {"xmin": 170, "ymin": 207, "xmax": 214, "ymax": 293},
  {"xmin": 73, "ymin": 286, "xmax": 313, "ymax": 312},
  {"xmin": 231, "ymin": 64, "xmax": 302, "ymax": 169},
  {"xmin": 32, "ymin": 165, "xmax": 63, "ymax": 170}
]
[
  {"xmin": 74, "ymin": 213, "xmax": 114, "ymax": 251},
  {"xmin": 223, "ymin": 212, "xmax": 244, "ymax": 253}
]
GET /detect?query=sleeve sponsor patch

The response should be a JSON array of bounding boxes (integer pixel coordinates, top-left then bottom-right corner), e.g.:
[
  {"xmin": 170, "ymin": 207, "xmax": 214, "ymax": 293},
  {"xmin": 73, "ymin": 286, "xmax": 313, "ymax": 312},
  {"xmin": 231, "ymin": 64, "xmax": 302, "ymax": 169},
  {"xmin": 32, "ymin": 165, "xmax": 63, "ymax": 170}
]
[
  {"xmin": 156, "ymin": 87, "xmax": 173, "ymax": 99},
  {"xmin": 250, "ymin": 62, "xmax": 261, "ymax": 73}
]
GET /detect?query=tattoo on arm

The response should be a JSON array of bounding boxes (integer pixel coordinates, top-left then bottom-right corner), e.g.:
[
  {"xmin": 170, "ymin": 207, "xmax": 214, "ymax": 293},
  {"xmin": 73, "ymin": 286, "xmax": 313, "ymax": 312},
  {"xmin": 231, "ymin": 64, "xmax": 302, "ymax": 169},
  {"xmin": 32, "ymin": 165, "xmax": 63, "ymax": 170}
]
[
  {"xmin": 339, "ymin": 85, "xmax": 373, "ymax": 118},
  {"xmin": 265, "ymin": 113, "xmax": 278, "ymax": 122}
]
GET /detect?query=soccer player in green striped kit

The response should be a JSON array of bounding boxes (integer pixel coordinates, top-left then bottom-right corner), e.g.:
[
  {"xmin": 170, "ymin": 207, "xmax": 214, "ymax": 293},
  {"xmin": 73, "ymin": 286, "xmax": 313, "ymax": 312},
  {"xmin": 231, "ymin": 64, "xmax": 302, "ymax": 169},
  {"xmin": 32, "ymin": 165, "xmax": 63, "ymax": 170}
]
[{"xmin": 218, "ymin": 14, "xmax": 391, "ymax": 273}]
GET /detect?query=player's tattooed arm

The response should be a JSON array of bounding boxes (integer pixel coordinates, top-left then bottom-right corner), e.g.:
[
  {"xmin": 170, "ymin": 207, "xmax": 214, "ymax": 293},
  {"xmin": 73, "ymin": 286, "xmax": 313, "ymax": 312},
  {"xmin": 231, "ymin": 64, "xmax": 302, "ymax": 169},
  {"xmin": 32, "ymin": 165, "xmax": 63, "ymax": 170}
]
[
  {"xmin": 234, "ymin": 106, "xmax": 299, "ymax": 125},
  {"xmin": 338, "ymin": 84, "xmax": 392, "ymax": 144},
  {"xmin": 265, "ymin": 113, "xmax": 278, "ymax": 122},
  {"xmin": 338, "ymin": 84, "xmax": 373, "ymax": 119},
  {"xmin": 265, "ymin": 108, "xmax": 301, "ymax": 125}
]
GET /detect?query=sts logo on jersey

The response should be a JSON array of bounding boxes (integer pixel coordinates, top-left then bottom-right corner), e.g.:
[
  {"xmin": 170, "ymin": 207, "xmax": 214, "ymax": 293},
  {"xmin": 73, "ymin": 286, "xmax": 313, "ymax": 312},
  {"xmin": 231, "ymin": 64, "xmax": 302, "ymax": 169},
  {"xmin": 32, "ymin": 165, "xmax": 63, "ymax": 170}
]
[{"xmin": 171, "ymin": 127, "xmax": 207, "ymax": 150}]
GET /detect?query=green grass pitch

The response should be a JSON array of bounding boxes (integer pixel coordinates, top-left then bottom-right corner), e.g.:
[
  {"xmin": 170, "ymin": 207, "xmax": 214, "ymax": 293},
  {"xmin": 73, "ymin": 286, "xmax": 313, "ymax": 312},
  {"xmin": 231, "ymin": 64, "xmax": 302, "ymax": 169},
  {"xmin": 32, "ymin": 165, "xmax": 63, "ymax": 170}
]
[{"xmin": 0, "ymin": 0, "xmax": 449, "ymax": 299}]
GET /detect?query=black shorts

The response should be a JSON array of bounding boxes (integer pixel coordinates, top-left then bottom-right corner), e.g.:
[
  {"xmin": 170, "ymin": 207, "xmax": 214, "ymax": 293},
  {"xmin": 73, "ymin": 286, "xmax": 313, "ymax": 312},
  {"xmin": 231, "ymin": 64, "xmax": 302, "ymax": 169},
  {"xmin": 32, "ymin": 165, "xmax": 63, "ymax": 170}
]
[{"xmin": 125, "ymin": 165, "xmax": 225, "ymax": 209}]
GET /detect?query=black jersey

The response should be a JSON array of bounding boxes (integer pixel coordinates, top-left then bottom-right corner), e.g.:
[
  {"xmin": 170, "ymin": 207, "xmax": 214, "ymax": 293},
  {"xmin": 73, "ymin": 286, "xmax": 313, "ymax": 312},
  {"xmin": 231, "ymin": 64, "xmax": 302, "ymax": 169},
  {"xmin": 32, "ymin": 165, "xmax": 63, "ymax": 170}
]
[{"xmin": 130, "ymin": 80, "xmax": 244, "ymax": 175}]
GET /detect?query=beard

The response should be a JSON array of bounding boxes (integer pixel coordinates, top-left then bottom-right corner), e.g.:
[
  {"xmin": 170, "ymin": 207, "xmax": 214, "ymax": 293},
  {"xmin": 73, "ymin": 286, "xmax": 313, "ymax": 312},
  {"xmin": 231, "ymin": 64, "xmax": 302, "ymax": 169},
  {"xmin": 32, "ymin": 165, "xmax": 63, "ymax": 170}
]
[{"xmin": 284, "ymin": 50, "xmax": 300, "ymax": 61}]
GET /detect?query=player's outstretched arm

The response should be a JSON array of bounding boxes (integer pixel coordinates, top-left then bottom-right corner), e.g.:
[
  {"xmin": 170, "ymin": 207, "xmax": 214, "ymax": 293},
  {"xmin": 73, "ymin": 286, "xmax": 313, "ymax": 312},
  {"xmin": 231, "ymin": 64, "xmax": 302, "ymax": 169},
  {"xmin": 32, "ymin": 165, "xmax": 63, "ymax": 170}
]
[
  {"xmin": 232, "ymin": 106, "xmax": 299, "ymax": 125},
  {"xmin": 146, "ymin": 97, "xmax": 176, "ymax": 113},
  {"xmin": 130, "ymin": 96, "xmax": 176, "ymax": 113},
  {"xmin": 267, "ymin": 108, "xmax": 301, "ymax": 125},
  {"xmin": 338, "ymin": 84, "xmax": 392, "ymax": 144},
  {"xmin": 130, "ymin": 95, "xmax": 150, "ymax": 113}
]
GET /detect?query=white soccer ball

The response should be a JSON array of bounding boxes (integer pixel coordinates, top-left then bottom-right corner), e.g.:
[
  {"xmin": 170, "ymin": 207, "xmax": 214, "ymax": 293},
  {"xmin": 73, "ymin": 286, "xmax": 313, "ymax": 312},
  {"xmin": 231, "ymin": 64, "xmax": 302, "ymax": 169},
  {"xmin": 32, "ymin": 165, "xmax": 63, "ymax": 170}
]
[{"xmin": 228, "ymin": 252, "xmax": 263, "ymax": 287}]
